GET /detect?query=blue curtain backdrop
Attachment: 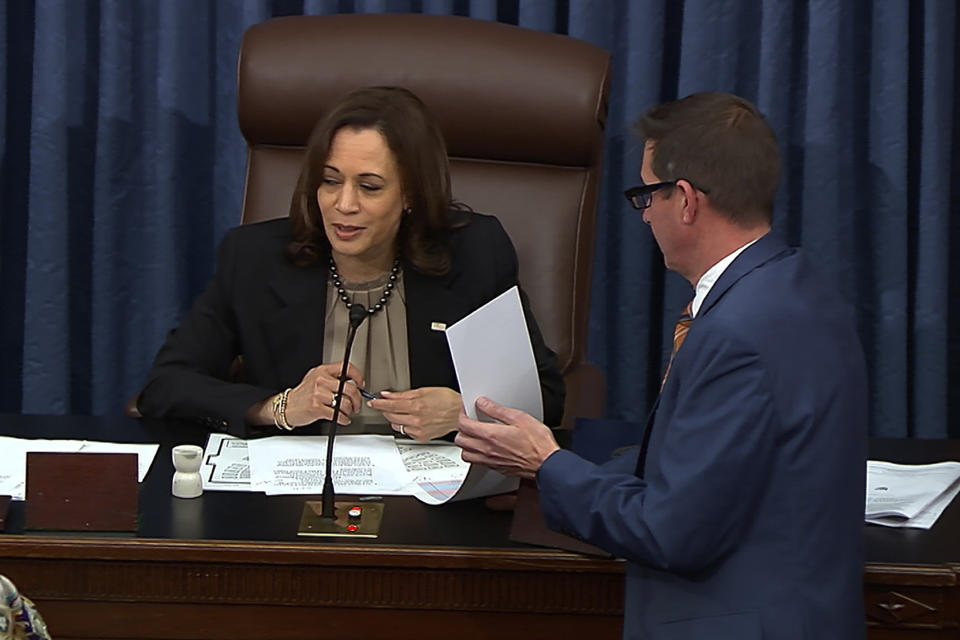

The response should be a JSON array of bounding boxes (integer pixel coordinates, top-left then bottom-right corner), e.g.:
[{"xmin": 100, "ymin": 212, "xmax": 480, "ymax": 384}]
[{"xmin": 1, "ymin": 0, "xmax": 957, "ymax": 437}]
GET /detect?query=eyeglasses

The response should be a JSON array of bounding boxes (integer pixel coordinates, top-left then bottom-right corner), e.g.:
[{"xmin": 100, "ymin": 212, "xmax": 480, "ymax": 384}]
[
  {"xmin": 624, "ymin": 182, "xmax": 676, "ymax": 210},
  {"xmin": 624, "ymin": 180, "xmax": 709, "ymax": 210}
]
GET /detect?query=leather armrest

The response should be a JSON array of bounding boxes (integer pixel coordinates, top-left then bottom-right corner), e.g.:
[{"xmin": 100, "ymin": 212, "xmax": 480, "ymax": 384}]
[{"xmin": 560, "ymin": 362, "xmax": 606, "ymax": 430}]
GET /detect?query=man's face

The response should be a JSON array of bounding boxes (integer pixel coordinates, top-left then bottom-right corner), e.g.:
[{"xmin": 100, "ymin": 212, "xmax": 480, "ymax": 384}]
[{"xmin": 640, "ymin": 142, "xmax": 684, "ymax": 271}]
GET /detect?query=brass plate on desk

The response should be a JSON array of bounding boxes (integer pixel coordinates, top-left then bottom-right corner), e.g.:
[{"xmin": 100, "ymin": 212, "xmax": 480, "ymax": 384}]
[{"xmin": 298, "ymin": 500, "xmax": 384, "ymax": 538}]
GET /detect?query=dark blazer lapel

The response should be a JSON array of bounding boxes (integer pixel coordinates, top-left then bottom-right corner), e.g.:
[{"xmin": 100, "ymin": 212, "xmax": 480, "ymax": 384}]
[
  {"xmin": 262, "ymin": 261, "xmax": 329, "ymax": 387},
  {"xmin": 404, "ymin": 262, "xmax": 479, "ymax": 390},
  {"xmin": 636, "ymin": 234, "xmax": 792, "ymax": 479},
  {"xmin": 698, "ymin": 233, "xmax": 792, "ymax": 318}
]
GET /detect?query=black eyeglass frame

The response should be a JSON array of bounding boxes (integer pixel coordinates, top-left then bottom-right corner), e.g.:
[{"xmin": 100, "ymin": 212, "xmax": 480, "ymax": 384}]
[{"xmin": 623, "ymin": 179, "xmax": 710, "ymax": 210}]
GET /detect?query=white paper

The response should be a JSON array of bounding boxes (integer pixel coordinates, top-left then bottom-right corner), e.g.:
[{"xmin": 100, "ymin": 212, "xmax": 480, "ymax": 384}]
[
  {"xmin": 444, "ymin": 286, "xmax": 543, "ymax": 421},
  {"xmin": 0, "ymin": 436, "xmax": 158, "ymax": 501},
  {"xmin": 397, "ymin": 440, "xmax": 472, "ymax": 504},
  {"xmin": 201, "ymin": 433, "xmax": 251, "ymax": 491},
  {"xmin": 865, "ymin": 460, "xmax": 960, "ymax": 529},
  {"xmin": 247, "ymin": 435, "xmax": 411, "ymax": 496},
  {"xmin": 198, "ymin": 435, "xmax": 515, "ymax": 505},
  {"xmin": 442, "ymin": 285, "xmax": 538, "ymax": 500}
]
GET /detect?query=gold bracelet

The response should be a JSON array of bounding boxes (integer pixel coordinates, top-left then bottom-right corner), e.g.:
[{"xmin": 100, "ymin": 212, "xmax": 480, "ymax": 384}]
[{"xmin": 272, "ymin": 388, "xmax": 293, "ymax": 431}]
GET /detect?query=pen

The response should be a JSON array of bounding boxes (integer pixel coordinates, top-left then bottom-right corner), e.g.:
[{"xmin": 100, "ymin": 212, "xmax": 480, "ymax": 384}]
[
  {"xmin": 357, "ymin": 387, "xmax": 380, "ymax": 400},
  {"xmin": 339, "ymin": 376, "xmax": 380, "ymax": 400}
]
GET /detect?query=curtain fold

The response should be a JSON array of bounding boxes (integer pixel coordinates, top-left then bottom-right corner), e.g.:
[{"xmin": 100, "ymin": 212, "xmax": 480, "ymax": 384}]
[{"xmin": 1, "ymin": 0, "xmax": 957, "ymax": 437}]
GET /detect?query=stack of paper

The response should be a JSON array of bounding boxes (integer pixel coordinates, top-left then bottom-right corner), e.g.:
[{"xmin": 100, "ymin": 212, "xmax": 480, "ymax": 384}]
[
  {"xmin": 865, "ymin": 460, "xmax": 960, "ymax": 529},
  {"xmin": 201, "ymin": 433, "xmax": 505, "ymax": 505}
]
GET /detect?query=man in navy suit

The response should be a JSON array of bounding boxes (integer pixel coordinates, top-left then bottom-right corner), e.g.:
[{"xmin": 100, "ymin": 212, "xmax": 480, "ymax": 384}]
[{"xmin": 457, "ymin": 92, "xmax": 868, "ymax": 639}]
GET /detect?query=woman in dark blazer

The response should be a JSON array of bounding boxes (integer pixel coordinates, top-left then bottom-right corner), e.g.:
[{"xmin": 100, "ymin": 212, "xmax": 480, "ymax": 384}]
[{"xmin": 138, "ymin": 86, "xmax": 563, "ymax": 440}]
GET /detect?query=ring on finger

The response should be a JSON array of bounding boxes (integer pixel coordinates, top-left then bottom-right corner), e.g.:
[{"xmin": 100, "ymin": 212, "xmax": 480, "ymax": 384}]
[
  {"xmin": 398, "ymin": 425, "xmax": 406, "ymax": 436},
  {"xmin": 331, "ymin": 392, "xmax": 339, "ymax": 407}
]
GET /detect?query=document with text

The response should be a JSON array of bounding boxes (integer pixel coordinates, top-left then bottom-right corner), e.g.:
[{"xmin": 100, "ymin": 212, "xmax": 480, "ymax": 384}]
[
  {"xmin": 865, "ymin": 460, "xmax": 960, "ymax": 529},
  {"xmin": 248, "ymin": 434, "xmax": 410, "ymax": 496},
  {"xmin": 200, "ymin": 433, "xmax": 509, "ymax": 504}
]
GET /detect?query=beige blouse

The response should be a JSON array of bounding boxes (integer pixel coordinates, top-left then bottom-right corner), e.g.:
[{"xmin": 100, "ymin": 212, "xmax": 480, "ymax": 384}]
[{"xmin": 322, "ymin": 270, "xmax": 410, "ymax": 431}]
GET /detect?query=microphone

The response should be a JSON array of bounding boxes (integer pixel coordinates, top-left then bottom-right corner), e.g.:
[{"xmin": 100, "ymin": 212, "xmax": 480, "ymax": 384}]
[{"xmin": 320, "ymin": 303, "xmax": 369, "ymax": 519}]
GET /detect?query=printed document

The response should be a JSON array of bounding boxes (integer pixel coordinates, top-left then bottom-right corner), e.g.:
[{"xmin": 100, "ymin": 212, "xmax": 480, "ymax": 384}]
[
  {"xmin": 865, "ymin": 460, "xmax": 960, "ymax": 529},
  {"xmin": 200, "ymin": 434, "xmax": 513, "ymax": 505},
  {"xmin": 247, "ymin": 434, "xmax": 410, "ymax": 496},
  {"xmin": 202, "ymin": 433, "xmax": 251, "ymax": 491},
  {"xmin": 397, "ymin": 440, "xmax": 472, "ymax": 504}
]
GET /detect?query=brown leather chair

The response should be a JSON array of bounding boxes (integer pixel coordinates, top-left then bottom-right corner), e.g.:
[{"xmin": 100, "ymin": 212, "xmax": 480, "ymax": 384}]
[{"xmin": 130, "ymin": 14, "xmax": 609, "ymax": 427}]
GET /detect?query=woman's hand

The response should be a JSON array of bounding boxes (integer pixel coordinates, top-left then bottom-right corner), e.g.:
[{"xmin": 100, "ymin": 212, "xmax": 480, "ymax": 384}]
[
  {"xmin": 283, "ymin": 361, "xmax": 365, "ymax": 428},
  {"xmin": 368, "ymin": 387, "xmax": 462, "ymax": 442}
]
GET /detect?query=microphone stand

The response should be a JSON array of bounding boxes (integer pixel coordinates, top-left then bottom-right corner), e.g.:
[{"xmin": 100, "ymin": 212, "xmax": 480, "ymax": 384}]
[
  {"xmin": 321, "ymin": 303, "xmax": 368, "ymax": 519},
  {"xmin": 296, "ymin": 302, "xmax": 386, "ymax": 538}
]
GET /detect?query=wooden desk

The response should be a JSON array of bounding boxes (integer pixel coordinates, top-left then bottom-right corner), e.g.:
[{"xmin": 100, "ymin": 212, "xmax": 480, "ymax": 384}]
[
  {"xmin": 0, "ymin": 416, "xmax": 958, "ymax": 639},
  {"xmin": 863, "ymin": 440, "xmax": 960, "ymax": 639},
  {"xmin": 1, "ymin": 414, "xmax": 624, "ymax": 639}
]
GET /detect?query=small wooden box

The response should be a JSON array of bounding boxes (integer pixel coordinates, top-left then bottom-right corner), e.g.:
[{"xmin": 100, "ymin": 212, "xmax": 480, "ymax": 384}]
[
  {"xmin": 0, "ymin": 495, "xmax": 10, "ymax": 531},
  {"xmin": 26, "ymin": 452, "xmax": 138, "ymax": 532}
]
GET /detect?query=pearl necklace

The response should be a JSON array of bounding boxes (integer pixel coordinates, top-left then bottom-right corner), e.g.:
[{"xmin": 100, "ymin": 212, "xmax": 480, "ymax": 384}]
[{"xmin": 328, "ymin": 256, "xmax": 401, "ymax": 316}]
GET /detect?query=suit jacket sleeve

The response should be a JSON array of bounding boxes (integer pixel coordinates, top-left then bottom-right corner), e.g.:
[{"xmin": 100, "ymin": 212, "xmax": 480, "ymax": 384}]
[
  {"xmin": 537, "ymin": 324, "xmax": 776, "ymax": 571},
  {"xmin": 137, "ymin": 227, "xmax": 278, "ymax": 436}
]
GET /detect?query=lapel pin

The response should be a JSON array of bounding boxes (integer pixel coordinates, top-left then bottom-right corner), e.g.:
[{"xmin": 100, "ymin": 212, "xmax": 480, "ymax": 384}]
[{"xmin": 430, "ymin": 322, "xmax": 447, "ymax": 332}]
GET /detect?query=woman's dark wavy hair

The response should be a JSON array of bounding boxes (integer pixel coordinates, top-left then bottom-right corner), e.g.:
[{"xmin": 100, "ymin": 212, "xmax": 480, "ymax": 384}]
[{"xmin": 286, "ymin": 86, "xmax": 467, "ymax": 275}]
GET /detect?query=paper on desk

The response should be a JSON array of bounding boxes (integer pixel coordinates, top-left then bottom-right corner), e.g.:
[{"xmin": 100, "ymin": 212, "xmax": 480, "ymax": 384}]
[
  {"xmin": 0, "ymin": 435, "xmax": 158, "ymax": 501},
  {"xmin": 201, "ymin": 433, "xmax": 251, "ymax": 491},
  {"xmin": 397, "ymin": 440, "xmax": 471, "ymax": 504},
  {"xmin": 199, "ymin": 434, "xmax": 511, "ymax": 505},
  {"xmin": 0, "ymin": 437, "xmax": 77, "ymax": 500},
  {"xmin": 204, "ymin": 435, "xmax": 415, "ymax": 497},
  {"xmin": 247, "ymin": 434, "xmax": 411, "ymax": 496},
  {"xmin": 865, "ymin": 460, "xmax": 960, "ymax": 529}
]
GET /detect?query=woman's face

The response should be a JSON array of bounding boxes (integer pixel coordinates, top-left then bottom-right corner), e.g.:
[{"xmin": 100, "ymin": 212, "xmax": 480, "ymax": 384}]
[{"xmin": 317, "ymin": 127, "xmax": 405, "ymax": 274}]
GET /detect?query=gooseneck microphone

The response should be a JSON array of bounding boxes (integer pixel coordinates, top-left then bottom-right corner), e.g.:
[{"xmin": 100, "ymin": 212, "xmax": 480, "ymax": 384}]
[{"xmin": 320, "ymin": 303, "xmax": 369, "ymax": 519}]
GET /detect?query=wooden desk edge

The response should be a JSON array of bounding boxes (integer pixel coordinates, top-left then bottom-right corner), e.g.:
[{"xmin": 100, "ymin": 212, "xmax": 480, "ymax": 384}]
[
  {"xmin": 864, "ymin": 562, "xmax": 959, "ymax": 587},
  {"xmin": 0, "ymin": 534, "xmax": 626, "ymax": 572}
]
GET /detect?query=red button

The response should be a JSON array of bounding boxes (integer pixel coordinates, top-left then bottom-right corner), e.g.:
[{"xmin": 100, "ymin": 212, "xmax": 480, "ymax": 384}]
[{"xmin": 346, "ymin": 524, "xmax": 359, "ymax": 532}]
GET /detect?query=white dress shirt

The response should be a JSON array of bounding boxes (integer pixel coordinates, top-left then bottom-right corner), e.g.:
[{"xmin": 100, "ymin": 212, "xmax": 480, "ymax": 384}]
[{"xmin": 690, "ymin": 238, "xmax": 761, "ymax": 318}]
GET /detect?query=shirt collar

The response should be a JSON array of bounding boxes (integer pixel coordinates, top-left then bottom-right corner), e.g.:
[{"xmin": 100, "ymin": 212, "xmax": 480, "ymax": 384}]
[{"xmin": 690, "ymin": 238, "xmax": 760, "ymax": 318}]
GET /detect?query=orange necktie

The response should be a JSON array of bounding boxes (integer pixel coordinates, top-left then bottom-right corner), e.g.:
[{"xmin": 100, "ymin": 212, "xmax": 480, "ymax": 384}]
[{"xmin": 660, "ymin": 302, "xmax": 693, "ymax": 390}]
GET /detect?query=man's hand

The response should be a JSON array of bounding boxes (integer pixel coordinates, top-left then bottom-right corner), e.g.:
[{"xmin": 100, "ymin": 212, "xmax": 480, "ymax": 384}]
[{"xmin": 454, "ymin": 396, "xmax": 560, "ymax": 480}]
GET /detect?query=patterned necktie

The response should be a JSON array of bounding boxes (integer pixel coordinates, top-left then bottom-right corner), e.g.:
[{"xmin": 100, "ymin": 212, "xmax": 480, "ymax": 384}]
[
  {"xmin": 660, "ymin": 301, "xmax": 693, "ymax": 390},
  {"xmin": 637, "ymin": 301, "xmax": 695, "ymax": 478}
]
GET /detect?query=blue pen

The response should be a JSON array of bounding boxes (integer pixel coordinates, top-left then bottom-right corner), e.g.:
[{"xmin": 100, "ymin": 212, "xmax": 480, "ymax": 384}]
[
  {"xmin": 357, "ymin": 387, "xmax": 380, "ymax": 400},
  {"xmin": 339, "ymin": 375, "xmax": 380, "ymax": 400}
]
